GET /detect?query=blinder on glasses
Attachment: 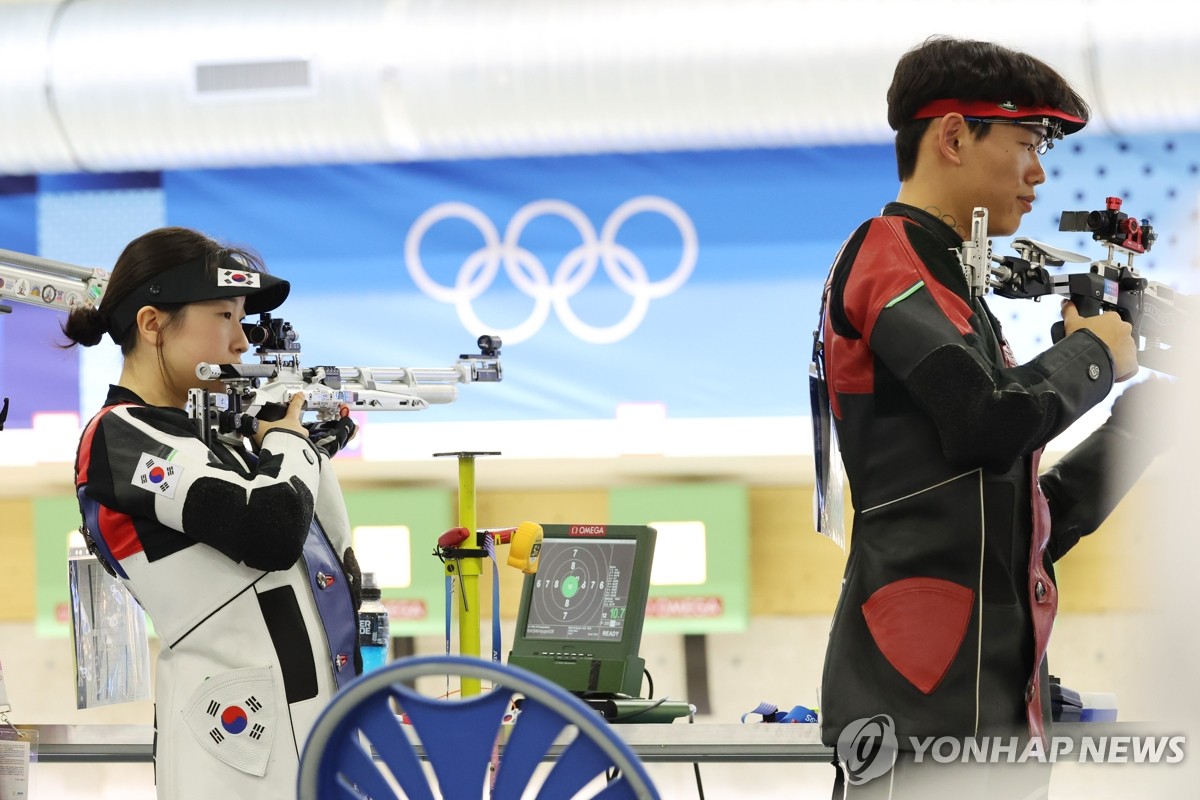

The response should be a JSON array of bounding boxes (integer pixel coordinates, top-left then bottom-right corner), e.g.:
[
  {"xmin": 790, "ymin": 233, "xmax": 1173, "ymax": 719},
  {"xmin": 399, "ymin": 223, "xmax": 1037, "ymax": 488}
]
[{"xmin": 963, "ymin": 115, "xmax": 1064, "ymax": 155}]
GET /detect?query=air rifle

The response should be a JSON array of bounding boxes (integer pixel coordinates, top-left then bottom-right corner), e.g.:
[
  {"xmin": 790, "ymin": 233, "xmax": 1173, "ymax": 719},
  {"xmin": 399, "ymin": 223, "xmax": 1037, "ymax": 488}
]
[
  {"xmin": 959, "ymin": 196, "xmax": 1190, "ymax": 375},
  {"xmin": 189, "ymin": 313, "xmax": 502, "ymax": 445}
]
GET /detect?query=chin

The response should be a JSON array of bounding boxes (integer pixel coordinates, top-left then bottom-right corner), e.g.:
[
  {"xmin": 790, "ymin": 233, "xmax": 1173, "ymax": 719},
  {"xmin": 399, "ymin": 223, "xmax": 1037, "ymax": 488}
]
[{"xmin": 991, "ymin": 218, "xmax": 1020, "ymax": 237}]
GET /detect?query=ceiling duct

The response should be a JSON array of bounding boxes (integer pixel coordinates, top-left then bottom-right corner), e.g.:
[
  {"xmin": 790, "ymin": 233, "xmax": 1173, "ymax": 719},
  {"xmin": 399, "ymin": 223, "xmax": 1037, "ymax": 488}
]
[{"xmin": 1, "ymin": 0, "xmax": 1198, "ymax": 175}]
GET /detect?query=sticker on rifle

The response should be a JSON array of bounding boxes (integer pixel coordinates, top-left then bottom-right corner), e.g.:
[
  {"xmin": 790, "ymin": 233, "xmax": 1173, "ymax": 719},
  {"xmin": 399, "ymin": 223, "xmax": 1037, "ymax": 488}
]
[{"xmin": 131, "ymin": 452, "xmax": 182, "ymax": 499}]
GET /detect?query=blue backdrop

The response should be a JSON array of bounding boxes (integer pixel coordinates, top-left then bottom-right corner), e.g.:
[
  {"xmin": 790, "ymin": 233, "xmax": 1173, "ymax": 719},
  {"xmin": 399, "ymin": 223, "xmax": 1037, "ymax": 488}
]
[{"xmin": 2, "ymin": 135, "xmax": 1197, "ymax": 428}]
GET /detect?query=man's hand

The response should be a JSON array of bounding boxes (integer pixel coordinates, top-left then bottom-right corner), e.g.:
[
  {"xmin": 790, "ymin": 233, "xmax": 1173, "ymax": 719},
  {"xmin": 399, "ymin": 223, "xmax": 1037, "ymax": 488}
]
[{"xmin": 1061, "ymin": 301, "xmax": 1139, "ymax": 382}]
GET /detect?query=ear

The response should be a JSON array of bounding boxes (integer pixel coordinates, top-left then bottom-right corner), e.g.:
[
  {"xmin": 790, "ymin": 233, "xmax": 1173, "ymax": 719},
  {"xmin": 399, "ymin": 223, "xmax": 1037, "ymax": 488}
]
[
  {"xmin": 134, "ymin": 306, "xmax": 165, "ymax": 348},
  {"xmin": 932, "ymin": 113, "xmax": 969, "ymax": 167}
]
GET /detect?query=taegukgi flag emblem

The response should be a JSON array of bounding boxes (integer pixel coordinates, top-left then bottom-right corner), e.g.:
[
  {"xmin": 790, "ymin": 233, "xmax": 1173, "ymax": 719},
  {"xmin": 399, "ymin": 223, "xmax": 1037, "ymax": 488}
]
[
  {"xmin": 218, "ymin": 268, "xmax": 261, "ymax": 288},
  {"xmin": 131, "ymin": 452, "xmax": 182, "ymax": 500},
  {"xmin": 184, "ymin": 666, "xmax": 277, "ymax": 776}
]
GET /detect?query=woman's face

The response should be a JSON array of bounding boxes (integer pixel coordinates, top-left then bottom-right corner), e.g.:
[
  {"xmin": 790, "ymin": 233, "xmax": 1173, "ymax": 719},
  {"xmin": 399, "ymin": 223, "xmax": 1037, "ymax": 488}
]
[{"xmin": 160, "ymin": 297, "xmax": 250, "ymax": 402}]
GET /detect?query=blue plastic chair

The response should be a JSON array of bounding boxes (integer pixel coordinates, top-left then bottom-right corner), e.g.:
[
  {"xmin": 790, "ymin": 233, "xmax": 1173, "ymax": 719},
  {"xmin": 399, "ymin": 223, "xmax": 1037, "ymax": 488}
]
[{"xmin": 297, "ymin": 655, "xmax": 660, "ymax": 799}]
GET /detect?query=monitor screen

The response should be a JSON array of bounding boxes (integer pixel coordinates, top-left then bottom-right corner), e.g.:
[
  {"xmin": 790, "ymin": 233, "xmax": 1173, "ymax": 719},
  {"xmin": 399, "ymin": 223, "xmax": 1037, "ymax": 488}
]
[{"xmin": 524, "ymin": 538, "xmax": 637, "ymax": 642}]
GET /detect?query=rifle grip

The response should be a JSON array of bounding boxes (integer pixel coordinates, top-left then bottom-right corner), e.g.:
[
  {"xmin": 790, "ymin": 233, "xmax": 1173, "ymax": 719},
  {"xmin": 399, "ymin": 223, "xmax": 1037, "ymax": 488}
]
[
  {"xmin": 1072, "ymin": 295, "xmax": 1103, "ymax": 318},
  {"xmin": 255, "ymin": 401, "xmax": 289, "ymax": 422},
  {"xmin": 1054, "ymin": 292, "xmax": 1104, "ymax": 344}
]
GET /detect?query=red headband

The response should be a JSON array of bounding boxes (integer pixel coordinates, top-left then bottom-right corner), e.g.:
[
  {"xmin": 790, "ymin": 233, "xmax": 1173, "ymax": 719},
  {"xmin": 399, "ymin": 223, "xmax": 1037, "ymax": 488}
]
[{"xmin": 912, "ymin": 99, "xmax": 1086, "ymax": 134}]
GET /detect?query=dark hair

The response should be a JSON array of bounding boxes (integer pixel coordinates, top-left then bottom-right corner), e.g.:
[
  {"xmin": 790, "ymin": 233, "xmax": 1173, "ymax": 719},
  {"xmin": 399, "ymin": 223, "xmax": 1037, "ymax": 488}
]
[
  {"xmin": 61, "ymin": 227, "xmax": 264, "ymax": 355},
  {"xmin": 888, "ymin": 36, "xmax": 1090, "ymax": 181}
]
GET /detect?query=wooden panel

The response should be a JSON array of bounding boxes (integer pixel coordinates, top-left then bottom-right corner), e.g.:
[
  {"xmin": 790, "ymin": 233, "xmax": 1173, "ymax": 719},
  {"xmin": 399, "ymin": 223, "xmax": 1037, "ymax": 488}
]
[
  {"xmin": 748, "ymin": 487, "xmax": 849, "ymax": 615},
  {"xmin": 0, "ymin": 498, "xmax": 36, "ymax": 620},
  {"xmin": 1053, "ymin": 479, "xmax": 1154, "ymax": 613}
]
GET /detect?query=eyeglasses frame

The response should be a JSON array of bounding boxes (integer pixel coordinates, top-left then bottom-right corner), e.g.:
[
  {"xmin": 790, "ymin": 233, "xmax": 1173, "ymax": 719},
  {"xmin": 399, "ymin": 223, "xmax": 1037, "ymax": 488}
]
[{"xmin": 961, "ymin": 116, "xmax": 1064, "ymax": 155}]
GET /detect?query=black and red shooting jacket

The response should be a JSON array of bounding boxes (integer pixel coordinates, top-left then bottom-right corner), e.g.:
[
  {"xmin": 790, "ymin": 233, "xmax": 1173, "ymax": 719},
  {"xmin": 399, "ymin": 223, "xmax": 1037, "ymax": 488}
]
[{"xmin": 818, "ymin": 203, "xmax": 1151, "ymax": 747}]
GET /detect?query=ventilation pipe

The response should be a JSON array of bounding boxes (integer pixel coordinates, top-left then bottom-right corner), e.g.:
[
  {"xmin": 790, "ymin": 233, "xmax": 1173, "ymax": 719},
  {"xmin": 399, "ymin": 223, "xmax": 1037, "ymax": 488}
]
[{"xmin": 0, "ymin": 0, "xmax": 1197, "ymax": 175}]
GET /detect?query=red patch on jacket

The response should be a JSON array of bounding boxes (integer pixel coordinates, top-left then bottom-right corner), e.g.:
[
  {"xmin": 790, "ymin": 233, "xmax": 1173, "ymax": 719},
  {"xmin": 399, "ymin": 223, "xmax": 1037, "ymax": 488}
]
[{"xmin": 862, "ymin": 576, "xmax": 974, "ymax": 695}]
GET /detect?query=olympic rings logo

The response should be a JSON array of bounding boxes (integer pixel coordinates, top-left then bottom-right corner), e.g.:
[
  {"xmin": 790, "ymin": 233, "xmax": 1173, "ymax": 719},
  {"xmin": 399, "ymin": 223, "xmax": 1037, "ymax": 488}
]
[{"xmin": 404, "ymin": 196, "xmax": 697, "ymax": 344}]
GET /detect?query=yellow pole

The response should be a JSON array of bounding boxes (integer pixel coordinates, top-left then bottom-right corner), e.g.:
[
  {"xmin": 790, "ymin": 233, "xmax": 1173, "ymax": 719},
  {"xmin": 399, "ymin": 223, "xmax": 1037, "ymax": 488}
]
[
  {"xmin": 435, "ymin": 451, "xmax": 498, "ymax": 697},
  {"xmin": 456, "ymin": 454, "xmax": 481, "ymax": 697}
]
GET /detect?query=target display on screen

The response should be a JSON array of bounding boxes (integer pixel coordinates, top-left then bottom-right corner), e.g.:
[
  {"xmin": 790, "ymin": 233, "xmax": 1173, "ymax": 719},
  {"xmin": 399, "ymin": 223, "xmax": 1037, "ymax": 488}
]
[{"xmin": 524, "ymin": 539, "xmax": 637, "ymax": 642}]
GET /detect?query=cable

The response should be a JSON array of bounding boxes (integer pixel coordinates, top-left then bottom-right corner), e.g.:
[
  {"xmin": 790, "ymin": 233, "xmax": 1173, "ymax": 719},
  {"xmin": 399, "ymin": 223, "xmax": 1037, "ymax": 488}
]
[
  {"xmin": 689, "ymin": 709, "xmax": 706, "ymax": 799},
  {"xmin": 642, "ymin": 666, "xmax": 654, "ymax": 699}
]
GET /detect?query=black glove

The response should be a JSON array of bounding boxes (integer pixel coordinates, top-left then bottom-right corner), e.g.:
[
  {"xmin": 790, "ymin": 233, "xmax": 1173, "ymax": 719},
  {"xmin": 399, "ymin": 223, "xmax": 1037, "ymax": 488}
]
[
  {"xmin": 304, "ymin": 416, "xmax": 357, "ymax": 458},
  {"xmin": 341, "ymin": 546, "xmax": 364, "ymax": 676},
  {"xmin": 341, "ymin": 546, "xmax": 363, "ymax": 611}
]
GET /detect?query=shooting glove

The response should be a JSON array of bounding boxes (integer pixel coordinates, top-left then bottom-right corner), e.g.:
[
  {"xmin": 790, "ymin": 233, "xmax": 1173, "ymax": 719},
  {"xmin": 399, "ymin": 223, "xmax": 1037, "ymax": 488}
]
[
  {"xmin": 341, "ymin": 545, "xmax": 364, "ymax": 675},
  {"xmin": 304, "ymin": 416, "xmax": 357, "ymax": 458},
  {"xmin": 341, "ymin": 545, "xmax": 363, "ymax": 611}
]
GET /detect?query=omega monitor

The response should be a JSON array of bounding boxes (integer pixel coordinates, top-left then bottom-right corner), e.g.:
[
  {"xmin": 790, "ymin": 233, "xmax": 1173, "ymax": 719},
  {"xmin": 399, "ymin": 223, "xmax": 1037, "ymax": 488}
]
[{"xmin": 508, "ymin": 523, "xmax": 656, "ymax": 698}]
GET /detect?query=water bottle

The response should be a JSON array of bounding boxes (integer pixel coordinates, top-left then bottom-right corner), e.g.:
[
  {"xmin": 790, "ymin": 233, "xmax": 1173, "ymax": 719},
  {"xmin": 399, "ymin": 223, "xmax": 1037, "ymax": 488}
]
[{"xmin": 358, "ymin": 572, "xmax": 390, "ymax": 673}]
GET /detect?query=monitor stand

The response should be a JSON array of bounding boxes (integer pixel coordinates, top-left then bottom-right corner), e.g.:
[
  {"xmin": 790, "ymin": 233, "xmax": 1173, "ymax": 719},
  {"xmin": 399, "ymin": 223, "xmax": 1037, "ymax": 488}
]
[{"xmin": 508, "ymin": 652, "xmax": 646, "ymax": 697}]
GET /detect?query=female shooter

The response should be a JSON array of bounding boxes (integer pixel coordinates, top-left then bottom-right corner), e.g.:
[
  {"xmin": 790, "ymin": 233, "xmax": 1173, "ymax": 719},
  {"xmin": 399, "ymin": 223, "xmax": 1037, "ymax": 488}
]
[{"xmin": 63, "ymin": 226, "xmax": 361, "ymax": 800}]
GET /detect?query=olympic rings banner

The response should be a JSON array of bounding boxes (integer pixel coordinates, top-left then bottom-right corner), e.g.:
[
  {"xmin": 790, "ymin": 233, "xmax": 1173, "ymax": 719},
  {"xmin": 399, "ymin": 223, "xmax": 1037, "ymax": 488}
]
[
  {"xmin": 3, "ymin": 136, "xmax": 1199, "ymax": 431},
  {"xmin": 160, "ymin": 148, "xmax": 899, "ymax": 423},
  {"xmin": 404, "ymin": 196, "xmax": 699, "ymax": 346}
]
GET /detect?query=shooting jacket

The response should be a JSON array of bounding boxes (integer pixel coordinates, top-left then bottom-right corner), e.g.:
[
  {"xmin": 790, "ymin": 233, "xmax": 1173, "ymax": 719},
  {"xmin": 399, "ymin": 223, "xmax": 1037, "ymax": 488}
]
[
  {"xmin": 74, "ymin": 385, "xmax": 360, "ymax": 800},
  {"xmin": 819, "ymin": 204, "xmax": 1145, "ymax": 747}
]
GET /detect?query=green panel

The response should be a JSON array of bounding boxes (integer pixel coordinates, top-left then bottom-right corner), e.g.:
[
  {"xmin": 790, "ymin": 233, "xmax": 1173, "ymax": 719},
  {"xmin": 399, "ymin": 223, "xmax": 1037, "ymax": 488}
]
[
  {"xmin": 34, "ymin": 495, "xmax": 82, "ymax": 638},
  {"xmin": 609, "ymin": 483, "xmax": 749, "ymax": 634},
  {"xmin": 343, "ymin": 487, "xmax": 453, "ymax": 636}
]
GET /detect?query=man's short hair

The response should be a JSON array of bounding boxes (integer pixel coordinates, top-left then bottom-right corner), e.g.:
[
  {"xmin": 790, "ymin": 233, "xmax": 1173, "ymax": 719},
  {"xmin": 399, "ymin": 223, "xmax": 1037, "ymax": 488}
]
[{"xmin": 888, "ymin": 36, "xmax": 1090, "ymax": 181}]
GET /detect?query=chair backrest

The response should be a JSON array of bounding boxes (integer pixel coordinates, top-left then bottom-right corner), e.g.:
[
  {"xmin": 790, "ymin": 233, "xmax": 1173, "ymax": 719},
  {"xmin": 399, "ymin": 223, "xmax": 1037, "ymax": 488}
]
[{"xmin": 297, "ymin": 654, "xmax": 660, "ymax": 800}]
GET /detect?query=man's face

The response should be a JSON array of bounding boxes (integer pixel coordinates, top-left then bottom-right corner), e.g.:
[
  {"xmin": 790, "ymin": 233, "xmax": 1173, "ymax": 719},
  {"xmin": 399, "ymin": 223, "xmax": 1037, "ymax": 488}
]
[{"xmin": 958, "ymin": 122, "xmax": 1049, "ymax": 236}]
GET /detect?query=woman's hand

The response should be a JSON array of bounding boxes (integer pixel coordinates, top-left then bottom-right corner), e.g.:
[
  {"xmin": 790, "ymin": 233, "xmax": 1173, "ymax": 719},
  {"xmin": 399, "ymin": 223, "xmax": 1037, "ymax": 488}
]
[{"xmin": 252, "ymin": 392, "xmax": 307, "ymax": 448}]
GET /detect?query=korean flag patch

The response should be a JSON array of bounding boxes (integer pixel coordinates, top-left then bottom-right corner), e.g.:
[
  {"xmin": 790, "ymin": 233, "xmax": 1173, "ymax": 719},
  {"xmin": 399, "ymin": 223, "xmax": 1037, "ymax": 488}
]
[
  {"xmin": 131, "ymin": 452, "xmax": 182, "ymax": 499},
  {"xmin": 184, "ymin": 666, "xmax": 277, "ymax": 776},
  {"xmin": 218, "ymin": 268, "xmax": 261, "ymax": 288}
]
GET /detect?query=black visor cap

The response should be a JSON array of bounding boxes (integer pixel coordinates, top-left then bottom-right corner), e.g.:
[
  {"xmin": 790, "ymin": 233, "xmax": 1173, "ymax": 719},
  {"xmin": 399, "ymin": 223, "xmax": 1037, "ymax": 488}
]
[{"xmin": 105, "ymin": 254, "xmax": 290, "ymax": 343}]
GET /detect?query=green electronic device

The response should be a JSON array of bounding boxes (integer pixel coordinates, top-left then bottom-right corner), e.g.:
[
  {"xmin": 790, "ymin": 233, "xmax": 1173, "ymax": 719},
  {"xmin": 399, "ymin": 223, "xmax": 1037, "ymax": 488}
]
[{"xmin": 508, "ymin": 524, "xmax": 656, "ymax": 699}]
